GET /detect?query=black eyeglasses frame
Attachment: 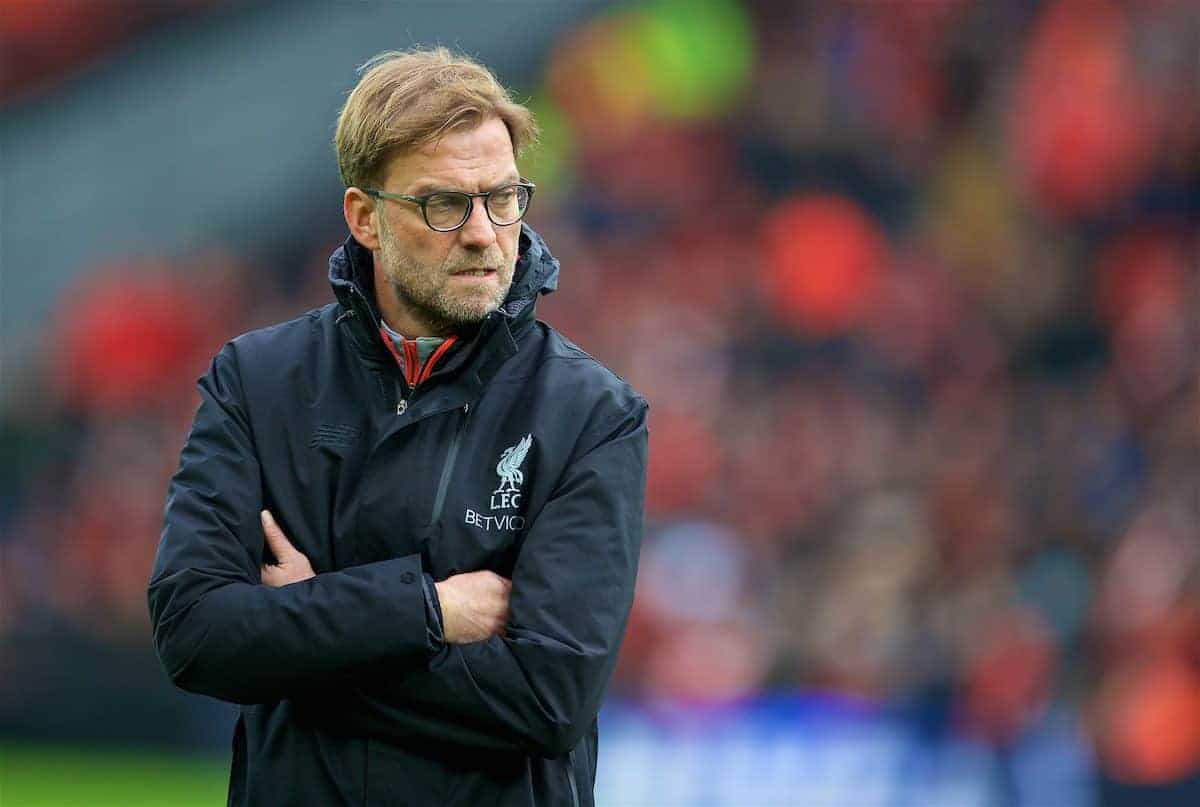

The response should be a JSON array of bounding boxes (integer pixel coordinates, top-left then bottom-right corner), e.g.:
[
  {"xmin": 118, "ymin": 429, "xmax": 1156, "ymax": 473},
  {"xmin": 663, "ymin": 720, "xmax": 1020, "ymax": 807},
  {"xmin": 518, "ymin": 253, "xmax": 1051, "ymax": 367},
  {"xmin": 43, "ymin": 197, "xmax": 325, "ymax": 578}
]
[{"xmin": 363, "ymin": 180, "xmax": 536, "ymax": 232}]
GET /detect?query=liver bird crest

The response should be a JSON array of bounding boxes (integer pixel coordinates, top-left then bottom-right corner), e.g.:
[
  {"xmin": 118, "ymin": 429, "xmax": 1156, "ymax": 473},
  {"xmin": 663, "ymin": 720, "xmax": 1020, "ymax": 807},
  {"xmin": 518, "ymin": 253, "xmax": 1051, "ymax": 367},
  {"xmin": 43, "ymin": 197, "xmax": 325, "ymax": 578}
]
[{"xmin": 495, "ymin": 434, "xmax": 533, "ymax": 493}]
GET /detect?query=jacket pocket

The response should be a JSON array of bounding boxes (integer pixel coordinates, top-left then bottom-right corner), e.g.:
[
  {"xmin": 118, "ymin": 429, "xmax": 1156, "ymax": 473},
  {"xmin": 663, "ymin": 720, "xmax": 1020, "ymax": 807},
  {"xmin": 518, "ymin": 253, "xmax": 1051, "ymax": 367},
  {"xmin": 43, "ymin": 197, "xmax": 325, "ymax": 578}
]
[{"xmin": 429, "ymin": 404, "xmax": 471, "ymax": 528}]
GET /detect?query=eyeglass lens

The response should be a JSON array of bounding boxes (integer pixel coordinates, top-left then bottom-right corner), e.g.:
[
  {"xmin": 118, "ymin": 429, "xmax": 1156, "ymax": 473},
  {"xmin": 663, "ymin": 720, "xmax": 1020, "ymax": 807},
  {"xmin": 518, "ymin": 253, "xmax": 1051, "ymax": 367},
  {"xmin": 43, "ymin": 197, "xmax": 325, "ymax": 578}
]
[{"xmin": 424, "ymin": 185, "xmax": 531, "ymax": 230}]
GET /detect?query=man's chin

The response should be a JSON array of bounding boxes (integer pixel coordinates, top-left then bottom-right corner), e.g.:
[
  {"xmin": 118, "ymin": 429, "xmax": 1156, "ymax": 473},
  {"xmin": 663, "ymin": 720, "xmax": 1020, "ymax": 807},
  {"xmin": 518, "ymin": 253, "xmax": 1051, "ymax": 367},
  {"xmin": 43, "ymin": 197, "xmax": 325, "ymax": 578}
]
[
  {"xmin": 434, "ymin": 297, "xmax": 505, "ymax": 332},
  {"xmin": 453, "ymin": 287, "xmax": 508, "ymax": 318}
]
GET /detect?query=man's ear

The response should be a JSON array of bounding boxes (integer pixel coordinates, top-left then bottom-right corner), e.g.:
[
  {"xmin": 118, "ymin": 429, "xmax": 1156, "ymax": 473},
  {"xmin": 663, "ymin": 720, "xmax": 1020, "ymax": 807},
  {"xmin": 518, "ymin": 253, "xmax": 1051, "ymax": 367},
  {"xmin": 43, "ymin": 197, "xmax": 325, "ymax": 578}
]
[{"xmin": 344, "ymin": 187, "xmax": 380, "ymax": 250}]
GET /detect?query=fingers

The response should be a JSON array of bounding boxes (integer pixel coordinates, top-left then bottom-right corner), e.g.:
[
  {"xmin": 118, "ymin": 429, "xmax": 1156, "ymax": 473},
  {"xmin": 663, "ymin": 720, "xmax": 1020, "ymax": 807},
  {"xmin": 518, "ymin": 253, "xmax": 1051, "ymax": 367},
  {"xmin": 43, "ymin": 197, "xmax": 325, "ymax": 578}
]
[
  {"xmin": 436, "ymin": 570, "xmax": 513, "ymax": 644},
  {"xmin": 260, "ymin": 510, "xmax": 296, "ymax": 561},
  {"xmin": 481, "ymin": 570, "xmax": 512, "ymax": 594},
  {"xmin": 260, "ymin": 563, "xmax": 283, "ymax": 588}
]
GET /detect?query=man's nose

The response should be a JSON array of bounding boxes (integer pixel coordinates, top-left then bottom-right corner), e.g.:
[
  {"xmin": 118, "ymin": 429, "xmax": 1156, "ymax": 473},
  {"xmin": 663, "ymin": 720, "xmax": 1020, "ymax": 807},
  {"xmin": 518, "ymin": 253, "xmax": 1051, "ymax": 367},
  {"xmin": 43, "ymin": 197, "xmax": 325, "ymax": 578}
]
[{"xmin": 457, "ymin": 198, "xmax": 497, "ymax": 250}]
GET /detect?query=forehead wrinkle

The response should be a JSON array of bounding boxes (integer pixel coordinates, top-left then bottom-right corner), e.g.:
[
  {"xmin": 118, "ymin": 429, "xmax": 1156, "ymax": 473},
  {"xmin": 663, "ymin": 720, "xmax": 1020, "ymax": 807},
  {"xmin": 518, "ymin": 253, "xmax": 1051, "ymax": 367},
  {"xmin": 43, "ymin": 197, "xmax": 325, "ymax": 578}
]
[
  {"xmin": 408, "ymin": 170, "xmax": 521, "ymax": 196},
  {"xmin": 387, "ymin": 117, "xmax": 516, "ymax": 194}
]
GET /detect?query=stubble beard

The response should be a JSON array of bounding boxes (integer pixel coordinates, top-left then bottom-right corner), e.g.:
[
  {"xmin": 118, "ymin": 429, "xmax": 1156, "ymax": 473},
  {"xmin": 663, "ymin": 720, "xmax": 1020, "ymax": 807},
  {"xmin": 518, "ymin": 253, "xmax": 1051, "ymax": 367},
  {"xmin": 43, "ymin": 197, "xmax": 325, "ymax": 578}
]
[{"xmin": 378, "ymin": 221, "xmax": 513, "ymax": 336}]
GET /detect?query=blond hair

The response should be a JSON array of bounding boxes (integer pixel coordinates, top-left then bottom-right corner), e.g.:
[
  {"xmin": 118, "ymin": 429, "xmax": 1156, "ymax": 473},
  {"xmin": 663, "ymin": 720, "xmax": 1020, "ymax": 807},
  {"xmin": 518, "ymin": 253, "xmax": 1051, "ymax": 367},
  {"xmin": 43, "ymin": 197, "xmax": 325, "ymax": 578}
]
[{"xmin": 334, "ymin": 47, "xmax": 538, "ymax": 190}]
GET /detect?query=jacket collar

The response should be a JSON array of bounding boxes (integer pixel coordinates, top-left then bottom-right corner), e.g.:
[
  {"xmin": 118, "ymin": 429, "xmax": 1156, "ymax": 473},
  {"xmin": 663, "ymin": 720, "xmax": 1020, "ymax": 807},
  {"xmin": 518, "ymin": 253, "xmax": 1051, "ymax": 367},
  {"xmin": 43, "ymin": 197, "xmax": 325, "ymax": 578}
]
[{"xmin": 328, "ymin": 223, "xmax": 559, "ymax": 381}]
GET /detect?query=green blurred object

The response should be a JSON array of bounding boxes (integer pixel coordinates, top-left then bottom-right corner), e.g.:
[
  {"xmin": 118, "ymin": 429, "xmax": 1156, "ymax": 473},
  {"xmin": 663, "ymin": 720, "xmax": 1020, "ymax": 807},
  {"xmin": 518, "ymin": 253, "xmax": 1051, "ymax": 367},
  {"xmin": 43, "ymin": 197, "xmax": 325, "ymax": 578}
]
[
  {"xmin": 520, "ymin": 94, "xmax": 577, "ymax": 201},
  {"xmin": 1, "ymin": 745, "xmax": 227, "ymax": 807},
  {"xmin": 633, "ymin": 0, "xmax": 755, "ymax": 119}
]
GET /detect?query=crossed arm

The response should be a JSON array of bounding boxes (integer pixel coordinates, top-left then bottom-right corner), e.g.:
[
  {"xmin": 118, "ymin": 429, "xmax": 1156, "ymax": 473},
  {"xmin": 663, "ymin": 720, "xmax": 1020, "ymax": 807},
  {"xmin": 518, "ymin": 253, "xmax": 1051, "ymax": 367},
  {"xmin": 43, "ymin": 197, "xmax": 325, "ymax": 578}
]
[
  {"xmin": 259, "ymin": 510, "xmax": 512, "ymax": 646},
  {"xmin": 148, "ymin": 346, "xmax": 647, "ymax": 757},
  {"xmin": 257, "ymin": 413, "xmax": 647, "ymax": 758},
  {"xmin": 257, "ymin": 509, "xmax": 582, "ymax": 757}
]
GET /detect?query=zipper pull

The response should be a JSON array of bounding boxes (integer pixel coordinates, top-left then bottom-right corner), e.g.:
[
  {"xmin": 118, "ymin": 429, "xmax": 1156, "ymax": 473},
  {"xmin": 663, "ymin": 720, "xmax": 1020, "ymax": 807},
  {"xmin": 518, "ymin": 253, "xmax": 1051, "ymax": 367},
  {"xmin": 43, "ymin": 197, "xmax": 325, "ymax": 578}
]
[
  {"xmin": 393, "ymin": 377, "xmax": 407, "ymax": 416},
  {"xmin": 462, "ymin": 403, "xmax": 470, "ymax": 414}
]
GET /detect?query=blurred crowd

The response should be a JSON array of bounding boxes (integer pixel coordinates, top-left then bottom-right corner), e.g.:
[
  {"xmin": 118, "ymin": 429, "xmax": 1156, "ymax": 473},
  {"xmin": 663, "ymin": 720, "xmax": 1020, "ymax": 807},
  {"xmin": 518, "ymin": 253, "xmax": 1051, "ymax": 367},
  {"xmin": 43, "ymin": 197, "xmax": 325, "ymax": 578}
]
[
  {"xmin": 2, "ymin": 0, "xmax": 1198, "ymax": 796},
  {"xmin": 0, "ymin": 0, "xmax": 217, "ymax": 103}
]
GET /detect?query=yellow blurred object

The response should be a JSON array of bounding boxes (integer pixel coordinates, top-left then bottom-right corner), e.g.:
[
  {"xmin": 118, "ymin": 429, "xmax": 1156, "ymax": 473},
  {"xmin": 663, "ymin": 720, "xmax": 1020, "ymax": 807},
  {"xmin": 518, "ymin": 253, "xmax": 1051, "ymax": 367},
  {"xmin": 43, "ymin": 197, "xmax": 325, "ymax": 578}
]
[{"xmin": 546, "ymin": 12, "xmax": 656, "ymax": 150}]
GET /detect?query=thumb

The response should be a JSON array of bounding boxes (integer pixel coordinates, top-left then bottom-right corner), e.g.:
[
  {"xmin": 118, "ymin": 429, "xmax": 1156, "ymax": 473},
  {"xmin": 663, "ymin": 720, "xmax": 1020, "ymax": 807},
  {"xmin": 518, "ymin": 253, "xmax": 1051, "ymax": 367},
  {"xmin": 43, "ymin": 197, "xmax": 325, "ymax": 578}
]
[{"xmin": 261, "ymin": 510, "xmax": 296, "ymax": 561}]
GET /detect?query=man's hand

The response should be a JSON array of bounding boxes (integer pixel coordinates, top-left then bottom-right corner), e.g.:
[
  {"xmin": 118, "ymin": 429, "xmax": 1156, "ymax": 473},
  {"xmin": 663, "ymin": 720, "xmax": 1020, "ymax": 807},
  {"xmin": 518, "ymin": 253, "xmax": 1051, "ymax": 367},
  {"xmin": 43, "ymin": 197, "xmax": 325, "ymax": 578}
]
[
  {"xmin": 260, "ymin": 510, "xmax": 315, "ymax": 587},
  {"xmin": 258, "ymin": 510, "xmax": 510, "ymax": 642},
  {"xmin": 435, "ymin": 571, "xmax": 511, "ymax": 644}
]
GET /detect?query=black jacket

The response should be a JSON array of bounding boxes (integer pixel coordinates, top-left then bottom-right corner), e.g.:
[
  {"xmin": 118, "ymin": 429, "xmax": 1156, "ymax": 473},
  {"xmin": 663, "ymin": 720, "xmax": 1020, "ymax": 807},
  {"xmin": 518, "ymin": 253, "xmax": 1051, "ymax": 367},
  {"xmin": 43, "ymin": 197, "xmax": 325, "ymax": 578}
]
[{"xmin": 148, "ymin": 226, "xmax": 648, "ymax": 806}]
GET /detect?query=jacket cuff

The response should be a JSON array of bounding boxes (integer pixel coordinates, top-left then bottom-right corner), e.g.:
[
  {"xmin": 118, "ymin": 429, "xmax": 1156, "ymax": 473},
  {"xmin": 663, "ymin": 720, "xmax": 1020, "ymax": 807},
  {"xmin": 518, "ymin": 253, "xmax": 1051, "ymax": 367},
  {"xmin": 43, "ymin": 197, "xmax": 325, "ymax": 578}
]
[{"xmin": 421, "ymin": 573, "xmax": 445, "ymax": 650}]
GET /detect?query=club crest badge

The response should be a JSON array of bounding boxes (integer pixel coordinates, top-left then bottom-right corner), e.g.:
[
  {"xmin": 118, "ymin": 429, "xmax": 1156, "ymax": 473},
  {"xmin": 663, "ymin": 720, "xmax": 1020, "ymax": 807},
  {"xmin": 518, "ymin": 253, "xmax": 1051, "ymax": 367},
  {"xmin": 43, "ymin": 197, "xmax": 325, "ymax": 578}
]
[
  {"xmin": 491, "ymin": 434, "xmax": 532, "ymax": 510},
  {"xmin": 465, "ymin": 434, "xmax": 533, "ymax": 532}
]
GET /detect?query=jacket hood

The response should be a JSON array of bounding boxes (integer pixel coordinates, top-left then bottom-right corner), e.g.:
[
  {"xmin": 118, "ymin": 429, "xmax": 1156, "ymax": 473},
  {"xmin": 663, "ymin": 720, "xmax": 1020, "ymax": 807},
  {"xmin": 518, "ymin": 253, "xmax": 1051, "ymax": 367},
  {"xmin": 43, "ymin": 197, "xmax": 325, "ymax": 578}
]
[{"xmin": 328, "ymin": 222, "xmax": 559, "ymax": 330}]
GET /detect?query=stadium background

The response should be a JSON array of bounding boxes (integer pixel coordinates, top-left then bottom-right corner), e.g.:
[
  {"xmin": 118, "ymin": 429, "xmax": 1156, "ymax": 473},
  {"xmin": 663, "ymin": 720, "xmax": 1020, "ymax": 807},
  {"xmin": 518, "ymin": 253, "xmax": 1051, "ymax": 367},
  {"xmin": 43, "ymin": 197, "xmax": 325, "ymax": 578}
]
[{"xmin": 1, "ymin": 1, "xmax": 1198, "ymax": 805}]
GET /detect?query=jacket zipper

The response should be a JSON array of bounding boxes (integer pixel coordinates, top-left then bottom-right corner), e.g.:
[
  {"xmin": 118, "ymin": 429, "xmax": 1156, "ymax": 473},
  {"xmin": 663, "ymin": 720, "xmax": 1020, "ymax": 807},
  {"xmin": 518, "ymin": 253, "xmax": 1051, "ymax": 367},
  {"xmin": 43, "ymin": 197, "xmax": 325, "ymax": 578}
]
[{"xmin": 429, "ymin": 402, "xmax": 470, "ymax": 526}]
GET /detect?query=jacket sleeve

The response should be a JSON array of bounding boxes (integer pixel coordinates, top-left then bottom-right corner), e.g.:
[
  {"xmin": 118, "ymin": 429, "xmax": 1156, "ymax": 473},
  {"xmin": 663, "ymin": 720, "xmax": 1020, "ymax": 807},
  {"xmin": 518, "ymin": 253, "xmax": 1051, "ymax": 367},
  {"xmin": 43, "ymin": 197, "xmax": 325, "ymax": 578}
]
[
  {"xmin": 148, "ymin": 344, "xmax": 439, "ymax": 705},
  {"xmin": 296, "ymin": 398, "xmax": 648, "ymax": 757}
]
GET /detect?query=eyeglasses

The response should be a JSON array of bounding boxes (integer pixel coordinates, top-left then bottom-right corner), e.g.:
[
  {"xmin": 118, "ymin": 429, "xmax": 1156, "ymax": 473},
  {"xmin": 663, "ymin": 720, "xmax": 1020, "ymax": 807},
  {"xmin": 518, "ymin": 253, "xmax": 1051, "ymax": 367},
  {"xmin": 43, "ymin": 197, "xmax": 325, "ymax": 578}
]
[{"xmin": 364, "ymin": 180, "xmax": 535, "ymax": 232}]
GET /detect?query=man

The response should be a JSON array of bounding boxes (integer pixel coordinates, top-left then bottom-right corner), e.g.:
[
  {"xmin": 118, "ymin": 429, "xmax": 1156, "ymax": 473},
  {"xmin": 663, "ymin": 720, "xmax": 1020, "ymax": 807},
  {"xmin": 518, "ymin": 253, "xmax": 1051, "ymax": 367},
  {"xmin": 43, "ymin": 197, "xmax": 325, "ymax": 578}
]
[{"xmin": 148, "ymin": 48, "xmax": 647, "ymax": 807}]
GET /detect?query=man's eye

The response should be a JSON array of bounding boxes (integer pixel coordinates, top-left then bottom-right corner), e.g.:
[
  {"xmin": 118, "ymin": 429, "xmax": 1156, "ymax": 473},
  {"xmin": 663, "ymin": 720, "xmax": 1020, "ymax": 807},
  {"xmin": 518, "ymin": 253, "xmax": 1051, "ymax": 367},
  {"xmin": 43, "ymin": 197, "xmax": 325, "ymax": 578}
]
[{"xmin": 427, "ymin": 195, "xmax": 461, "ymax": 213}]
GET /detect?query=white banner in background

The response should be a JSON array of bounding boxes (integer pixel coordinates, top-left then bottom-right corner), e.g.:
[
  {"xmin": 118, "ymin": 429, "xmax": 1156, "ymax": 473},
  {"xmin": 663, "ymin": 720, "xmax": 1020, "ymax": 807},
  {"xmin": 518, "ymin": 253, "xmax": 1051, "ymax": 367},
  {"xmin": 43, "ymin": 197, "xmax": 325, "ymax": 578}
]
[{"xmin": 593, "ymin": 697, "xmax": 1095, "ymax": 807}]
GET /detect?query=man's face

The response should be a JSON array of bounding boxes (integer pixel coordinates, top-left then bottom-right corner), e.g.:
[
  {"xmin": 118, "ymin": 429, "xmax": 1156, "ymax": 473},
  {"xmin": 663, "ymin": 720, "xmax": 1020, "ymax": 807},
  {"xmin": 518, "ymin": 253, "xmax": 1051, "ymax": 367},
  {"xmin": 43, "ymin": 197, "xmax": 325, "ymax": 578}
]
[{"xmin": 372, "ymin": 116, "xmax": 521, "ymax": 336}]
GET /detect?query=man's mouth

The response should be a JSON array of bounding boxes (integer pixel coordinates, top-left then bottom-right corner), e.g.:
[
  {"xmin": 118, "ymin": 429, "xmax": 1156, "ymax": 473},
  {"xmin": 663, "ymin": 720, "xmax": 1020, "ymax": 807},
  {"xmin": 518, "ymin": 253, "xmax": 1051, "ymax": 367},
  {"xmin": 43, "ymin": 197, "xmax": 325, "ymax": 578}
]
[{"xmin": 452, "ymin": 268, "xmax": 496, "ymax": 277}]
